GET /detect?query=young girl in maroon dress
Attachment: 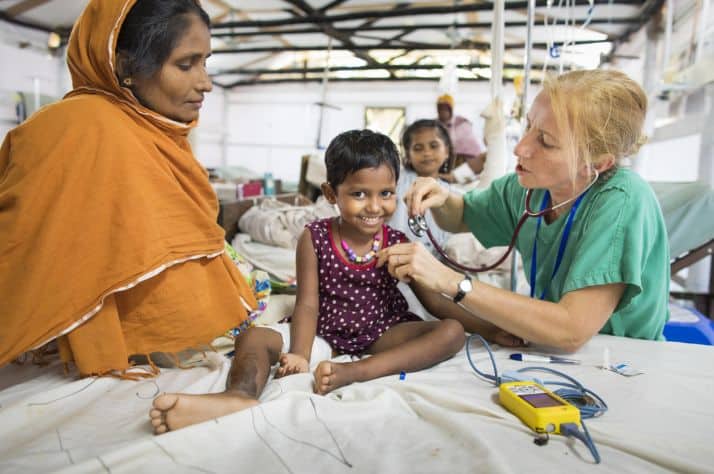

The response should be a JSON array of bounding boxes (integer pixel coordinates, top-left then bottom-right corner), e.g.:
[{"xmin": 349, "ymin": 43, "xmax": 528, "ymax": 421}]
[
  {"xmin": 149, "ymin": 129, "xmax": 465, "ymax": 434},
  {"xmin": 280, "ymin": 129, "xmax": 465, "ymax": 394}
]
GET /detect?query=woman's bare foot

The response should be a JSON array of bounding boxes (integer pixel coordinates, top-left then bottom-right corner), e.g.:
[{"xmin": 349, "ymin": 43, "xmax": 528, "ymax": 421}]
[
  {"xmin": 149, "ymin": 392, "xmax": 258, "ymax": 434},
  {"xmin": 313, "ymin": 361, "xmax": 362, "ymax": 395}
]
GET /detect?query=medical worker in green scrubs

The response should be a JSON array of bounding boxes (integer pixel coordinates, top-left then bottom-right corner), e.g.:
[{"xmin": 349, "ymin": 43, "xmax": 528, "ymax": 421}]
[{"xmin": 379, "ymin": 69, "xmax": 669, "ymax": 352}]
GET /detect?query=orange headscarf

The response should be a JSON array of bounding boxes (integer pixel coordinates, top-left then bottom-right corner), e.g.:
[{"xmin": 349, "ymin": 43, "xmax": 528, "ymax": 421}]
[{"xmin": 0, "ymin": 0, "xmax": 255, "ymax": 375}]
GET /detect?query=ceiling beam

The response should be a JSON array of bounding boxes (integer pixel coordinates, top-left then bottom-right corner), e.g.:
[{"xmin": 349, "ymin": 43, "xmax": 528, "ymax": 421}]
[
  {"xmin": 603, "ymin": 0, "xmax": 666, "ymax": 63},
  {"xmin": 211, "ymin": 18, "xmax": 636, "ymax": 38},
  {"xmin": 212, "ymin": 62, "xmax": 569, "ymax": 76},
  {"xmin": 212, "ymin": 38, "xmax": 611, "ymax": 54},
  {"xmin": 215, "ymin": 75, "xmax": 508, "ymax": 88},
  {"xmin": 4, "ymin": 0, "xmax": 51, "ymax": 18},
  {"xmin": 234, "ymin": 53, "xmax": 284, "ymax": 69},
  {"xmin": 205, "ymin": 0, "xmax": 294, "ymax": 50},
  {"xmin": 0, "ymin": 11, "xmax": 53, "ymax": 33},
  {"xmin": 282, "ymin": 0, "xmax": 385, "ymax": 73},
  {"xmin": 212, "ymin": 0, "xmax": 645, "ymax": 29},
  {"xmin": 319, "ymin": 0, "xmax": 351, "ymax": 13},
  {"xmin": 203, "ymin": 0, "xmax": 232, "ymax": 20}
]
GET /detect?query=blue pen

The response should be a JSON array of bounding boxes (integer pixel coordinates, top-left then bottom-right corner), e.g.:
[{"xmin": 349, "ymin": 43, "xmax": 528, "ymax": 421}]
[{"xmin": 510, "ymin": 353, "xmax": 580, "ymax": 364}]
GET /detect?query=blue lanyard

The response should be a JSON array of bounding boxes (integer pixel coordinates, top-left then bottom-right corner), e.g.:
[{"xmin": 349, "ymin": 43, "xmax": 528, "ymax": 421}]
[{"xmin": 529, "ymin": 190, "xmax": 588, "ymax": 300}]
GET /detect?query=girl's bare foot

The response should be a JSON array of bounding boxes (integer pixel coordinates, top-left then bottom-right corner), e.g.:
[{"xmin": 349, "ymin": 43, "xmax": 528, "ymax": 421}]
[
  {"xmin": 149, "ymin": 392, "xmax": 258, "ymax": 434},
  {"xmin": 313, "ymin": 361, "xmax": 361, "ymax": 395}
]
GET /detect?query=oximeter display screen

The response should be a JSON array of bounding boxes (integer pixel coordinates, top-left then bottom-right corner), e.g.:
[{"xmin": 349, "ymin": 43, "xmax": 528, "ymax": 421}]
[{"xmin": 521, "ymin": 393, "xmax": 564, "ymax": 408}]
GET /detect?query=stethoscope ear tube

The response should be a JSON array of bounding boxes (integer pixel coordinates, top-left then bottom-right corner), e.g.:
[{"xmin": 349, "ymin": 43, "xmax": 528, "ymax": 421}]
[{"xmin": 413, "ymin": 211, "xmax": 527, "ymax": 273}]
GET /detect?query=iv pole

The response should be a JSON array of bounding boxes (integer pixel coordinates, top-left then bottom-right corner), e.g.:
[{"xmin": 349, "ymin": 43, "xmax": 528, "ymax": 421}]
[{"xmin": 509, "ymin": 0, "xmax": 536, "ymax": 292}]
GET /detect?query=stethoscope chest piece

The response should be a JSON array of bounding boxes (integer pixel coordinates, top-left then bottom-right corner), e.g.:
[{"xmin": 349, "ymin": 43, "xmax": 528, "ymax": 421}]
[{"xmin": 408, "ymin": 215, "xmax": 428, "ymax": 237}]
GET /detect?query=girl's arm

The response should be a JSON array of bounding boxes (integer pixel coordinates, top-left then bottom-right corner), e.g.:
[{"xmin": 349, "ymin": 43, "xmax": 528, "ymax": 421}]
[
  {"xmin": 284, "ymin": 229, "xmax": 320, "ymax": 369},
  {"xmin": 404, "ymin": 177, "xmax": 469, "ymax": 233},
  {"xmin": 409, "ymin": 281, "xmax": 524, "ymax": 347}
]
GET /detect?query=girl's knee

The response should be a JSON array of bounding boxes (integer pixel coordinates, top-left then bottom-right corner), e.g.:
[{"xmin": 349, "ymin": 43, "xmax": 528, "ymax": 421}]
[
  {"xmin": 439, "ymin": 319, "xmax": 466, "ymax": 347},
  {"xmin": 235, "ymin": 326, "xmax": 264, "ymax": 344},
  {"xmin": 235, "ymin": 327, "xmax": 283, "ymax": 355}
]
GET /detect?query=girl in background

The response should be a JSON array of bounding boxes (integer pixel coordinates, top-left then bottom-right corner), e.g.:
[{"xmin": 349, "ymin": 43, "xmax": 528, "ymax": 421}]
[
  {"xmin": 149, "ymin": 129, "xmax": 465, "ymax": 434},
  {"xmin": 389, "ymin": 119, "xmax": 455, "ymax": 256}
]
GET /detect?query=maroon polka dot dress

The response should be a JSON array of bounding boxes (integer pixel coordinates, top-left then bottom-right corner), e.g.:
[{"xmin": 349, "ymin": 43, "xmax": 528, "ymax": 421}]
[{"xmin": 308, "ymin": 218, "xmax": 421, "ymax": 356}]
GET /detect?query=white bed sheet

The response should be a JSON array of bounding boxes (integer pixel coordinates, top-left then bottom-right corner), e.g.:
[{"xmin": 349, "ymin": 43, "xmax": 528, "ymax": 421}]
[
  {"xmin": 1, "ymin": 335, "xmax": 713, "ymax": 473},
  {"xmin": 232, "ymin": 233, "xmax": 296, "ymax": 282}
]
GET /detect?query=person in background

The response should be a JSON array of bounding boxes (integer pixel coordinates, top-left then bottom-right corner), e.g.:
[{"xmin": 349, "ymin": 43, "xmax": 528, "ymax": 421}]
[
  {"xmin": 0, "ymin": 0, "xmax": 256, "ymax": 376},
  {"xmin": 436, "ymin": 93, "xmax": 486, "ymax": 181},
  {"xmin": 388, "ymin": 119, "xmax": 454, "ymax": 256},
  {"xmin": 149, "ymin": 130, "xmax": 467, "ymax": 434},
  {"xmin": 380, "ymin": 70, "xmax": 669, "ymax": 351}
]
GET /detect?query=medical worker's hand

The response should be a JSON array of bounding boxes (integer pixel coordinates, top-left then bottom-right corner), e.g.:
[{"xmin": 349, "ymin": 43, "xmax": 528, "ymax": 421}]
[
  {"xmin": 404, "ymin": 177, "xmax": 450, "ymax": 217},
  {"xmin": 276, "ymin": 353, "xmax": 309, "ymax": 377},
  {"xmin": 490, "ymin": 330, "xmax": 528, "ymax": 348},
  {"xmin": 377, "ymin": 241, "xmax": 458, "ymax": 294}
]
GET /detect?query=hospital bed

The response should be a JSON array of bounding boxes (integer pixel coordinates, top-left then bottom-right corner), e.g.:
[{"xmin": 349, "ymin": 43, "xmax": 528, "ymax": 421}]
[
  {"xmin": 1, "ymin": 323, "xmax": 712, "ymax": 473},
  {"xmin": 651, "ymin": 181, "xmax": 714, "ymax": 318}
]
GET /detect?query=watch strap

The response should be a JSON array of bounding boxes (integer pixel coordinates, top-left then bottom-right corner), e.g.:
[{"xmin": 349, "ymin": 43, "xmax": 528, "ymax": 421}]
[{"xmin": 453, "ymin": 274, "xmax": 471, "ymax": 303}]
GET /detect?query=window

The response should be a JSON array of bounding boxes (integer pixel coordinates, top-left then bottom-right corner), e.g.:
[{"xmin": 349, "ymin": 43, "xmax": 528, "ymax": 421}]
[{"xmin": 364, "ymin": 107, "xmax": 406, "ymax": 146}]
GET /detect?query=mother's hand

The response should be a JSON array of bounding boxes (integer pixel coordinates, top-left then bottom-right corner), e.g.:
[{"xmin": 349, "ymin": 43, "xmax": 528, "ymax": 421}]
[{"xmin": 376, "ymin": 241, "xmax": 458, "ymax": 294}]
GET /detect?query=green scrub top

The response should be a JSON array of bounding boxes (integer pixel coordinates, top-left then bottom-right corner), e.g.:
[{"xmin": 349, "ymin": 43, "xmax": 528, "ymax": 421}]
[{"xmin": 463, "ymin": 168, "xmax": 670, "ymax": 340}]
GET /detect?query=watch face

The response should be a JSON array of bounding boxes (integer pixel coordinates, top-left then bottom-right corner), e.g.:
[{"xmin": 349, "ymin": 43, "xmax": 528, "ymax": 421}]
[{"xmin": 459, "ymin": 278, "xmax": 473, "ymax": 292}]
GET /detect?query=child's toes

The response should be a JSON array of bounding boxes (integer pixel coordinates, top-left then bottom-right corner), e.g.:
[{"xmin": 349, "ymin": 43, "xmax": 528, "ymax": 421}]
[{"xmin": 152, "ymin": 393, "xmax": 178, "ymax": 411}]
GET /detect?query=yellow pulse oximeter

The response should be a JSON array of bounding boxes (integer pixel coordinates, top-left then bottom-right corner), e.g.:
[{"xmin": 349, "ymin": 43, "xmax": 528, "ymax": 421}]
[{"xmin": 499, "ymin": 381, "xmax": 581, "ymax": 434}]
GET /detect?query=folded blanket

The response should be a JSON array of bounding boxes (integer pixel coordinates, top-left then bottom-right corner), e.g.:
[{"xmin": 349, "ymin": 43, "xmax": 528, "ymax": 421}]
[{"xmin": 239, "ymin": 196, "xmax": 338, "ymax": 248}]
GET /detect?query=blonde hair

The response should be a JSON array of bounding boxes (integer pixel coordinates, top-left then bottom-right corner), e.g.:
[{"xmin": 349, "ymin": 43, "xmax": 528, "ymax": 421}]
[{"xmin": 543, "ymin": 69, "xmax": 647, "ymax": 182}]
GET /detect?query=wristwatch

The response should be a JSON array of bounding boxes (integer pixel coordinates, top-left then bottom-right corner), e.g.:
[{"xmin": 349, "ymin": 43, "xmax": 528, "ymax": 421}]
[{"xmin": 453, "ymin": 274, "xmax": 473, "ymax": 303}]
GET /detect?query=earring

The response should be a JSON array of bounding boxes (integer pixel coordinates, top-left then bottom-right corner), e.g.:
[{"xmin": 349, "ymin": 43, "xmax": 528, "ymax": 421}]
[{"xmin": 122, "ymin": 77, "xmax": 133, "ymax": 87}]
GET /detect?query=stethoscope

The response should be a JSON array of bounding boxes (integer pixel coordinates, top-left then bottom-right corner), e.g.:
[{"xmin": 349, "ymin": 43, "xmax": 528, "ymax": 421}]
[{"xmin": 407, "ymin": 170, "xmax": 599, "ymax": 273}]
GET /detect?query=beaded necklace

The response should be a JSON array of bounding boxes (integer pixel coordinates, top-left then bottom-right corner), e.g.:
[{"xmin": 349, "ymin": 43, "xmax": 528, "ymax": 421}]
[{"xmin": 340, "ymin": 229, "xmax": 381, "ymax": 264}]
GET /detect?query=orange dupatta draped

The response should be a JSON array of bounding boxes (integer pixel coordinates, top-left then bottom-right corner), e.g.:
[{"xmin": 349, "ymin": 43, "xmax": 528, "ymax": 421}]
[{"xmin": 0, "ymin": 0, "xmax": 256, "ymax": 375}]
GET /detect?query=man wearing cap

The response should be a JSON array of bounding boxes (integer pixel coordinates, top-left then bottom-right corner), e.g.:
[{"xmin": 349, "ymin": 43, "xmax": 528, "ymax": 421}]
[{"xmin": 436, "ymin": 94, "xmax": 485, "ymax": 182}]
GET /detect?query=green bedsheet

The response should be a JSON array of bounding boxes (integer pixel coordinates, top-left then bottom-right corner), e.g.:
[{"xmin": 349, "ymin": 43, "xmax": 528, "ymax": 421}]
[{"xmin": 650, "ymin": 181, "xmax": 714, "ymax": 258}]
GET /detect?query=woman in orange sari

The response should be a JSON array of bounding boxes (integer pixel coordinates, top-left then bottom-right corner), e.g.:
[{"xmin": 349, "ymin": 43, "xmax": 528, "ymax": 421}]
[{"xmin": 0, "ymin": 0, "xmax": 256, "ymax": 376}]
